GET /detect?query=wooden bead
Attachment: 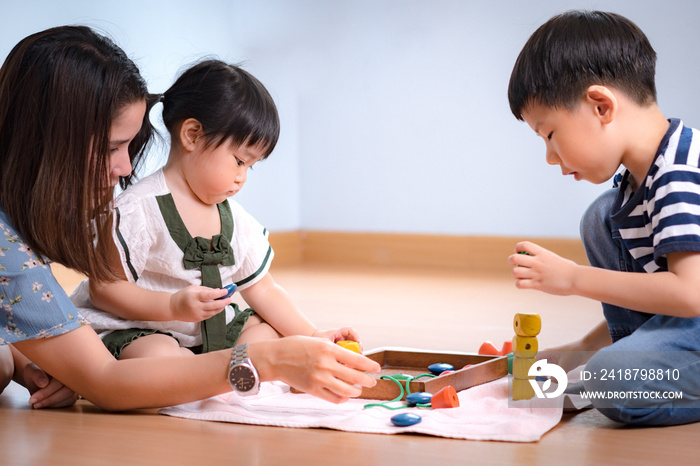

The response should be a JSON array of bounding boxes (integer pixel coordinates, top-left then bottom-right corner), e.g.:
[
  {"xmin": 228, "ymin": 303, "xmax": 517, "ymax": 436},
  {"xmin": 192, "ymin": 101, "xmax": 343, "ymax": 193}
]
[
  {"xmin": 391, "ymin": 413, "xmax": 422, "ymax": 427},
  {"xmin": 511, "ymin": 378, "xmax": 536, "ymax": 400},
  {"xmin": 428, "ymin": 363, "xmax": 454, "ymax": 375},
  {"xmin": 336, "ymin": 340, "xmax": 361, "ymax": 354},
  {"xmin": 406, "ymin": 392, "xmax": 433, "ymax": 405},
  {"xmin": 512, "ymin": 335, "xmax": 538, "ymax": 358},
  {"xmin": 478, "ymin": 341, "xmax": 500, "ymax": 356},
  {"xmin": 512, "ymin": 357, "xmax": 536, "ymax": 379},
  {"xmin": 513, "ymin": 313, "xmax": 541, "ymax": 337},
  {"xmin": 431, "ymin": 385, "xmax": 460, "ymax": 409},
  {"xmin": 499, "ymin": 340, "xmax": 513, "ymax": 355}
]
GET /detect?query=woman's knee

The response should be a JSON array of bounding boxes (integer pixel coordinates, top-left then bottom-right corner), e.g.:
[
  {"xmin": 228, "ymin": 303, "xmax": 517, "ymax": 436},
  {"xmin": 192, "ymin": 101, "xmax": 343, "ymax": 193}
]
[{"xmin": 0, "ymin": 345, "xmax": 14, "ymax": 393}]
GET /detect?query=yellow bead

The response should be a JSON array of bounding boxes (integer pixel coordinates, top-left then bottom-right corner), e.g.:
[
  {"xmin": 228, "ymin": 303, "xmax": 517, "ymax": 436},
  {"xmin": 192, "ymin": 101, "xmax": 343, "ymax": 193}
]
[
  {"xmin": 512, "ymin": 357, "xmax": 536, "ymax": 379},
  {"xmin": 512, "ymin": 378, "xmax": 536, "ymax": 400},
  {"xmin": 337, "ymin": 340, "xmax": 361, "ymax": 354},
  {"xmin": 513, "ymin": 313, "xmax": 541, "ymax": 336},
  {"xmin": 512, "ymin": 335, "xmax": 538, "ymax": 358}
]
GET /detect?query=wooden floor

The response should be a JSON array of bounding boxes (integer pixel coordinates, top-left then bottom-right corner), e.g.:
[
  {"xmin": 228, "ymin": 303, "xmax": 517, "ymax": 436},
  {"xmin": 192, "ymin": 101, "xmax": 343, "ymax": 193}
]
[{"xmin": 2, "ymin": 263, "xmax": 699, "ymax": 464}]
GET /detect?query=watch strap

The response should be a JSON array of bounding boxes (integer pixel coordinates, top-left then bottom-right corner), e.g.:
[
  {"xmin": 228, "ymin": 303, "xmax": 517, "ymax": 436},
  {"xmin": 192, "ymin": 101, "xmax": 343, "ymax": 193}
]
[{"xmin": 230, "ymin": 343, "xmax": 250, "ymax": 367}]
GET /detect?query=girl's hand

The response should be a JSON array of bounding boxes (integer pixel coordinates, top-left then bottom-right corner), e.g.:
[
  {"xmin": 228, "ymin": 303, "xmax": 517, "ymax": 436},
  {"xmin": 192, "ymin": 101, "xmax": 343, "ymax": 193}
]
[
  {"xmin": 249, "ymin": 336, "xmax": 381, "ymax": 404},
  {"xmin": 169, "ymin": 285, "xmax": 232, "ymax": 322},
  {"xmin": 312, "ymin": 327, "xmax": 361, "ymax": 344},
  {"xmin": 507, "ymin": 241, "xmax": 580, "ymax": 295},
  {"xmin": 22, "ymin": 362, "xmax": 80, "ymax": 409}
]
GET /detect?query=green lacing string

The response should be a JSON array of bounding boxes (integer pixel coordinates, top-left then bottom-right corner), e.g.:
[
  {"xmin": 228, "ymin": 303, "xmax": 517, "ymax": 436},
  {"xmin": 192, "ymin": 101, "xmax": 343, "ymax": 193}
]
[{"xmin": 363, "ymin": 373, "xmax": 437, "ymax": 410}]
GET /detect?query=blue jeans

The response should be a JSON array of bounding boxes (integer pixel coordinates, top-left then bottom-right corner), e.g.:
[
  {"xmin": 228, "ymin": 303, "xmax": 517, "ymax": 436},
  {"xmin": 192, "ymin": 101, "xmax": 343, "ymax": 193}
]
[{"xmin": 579, "ymin": 188, "xmax": 700, "ymax": 426}]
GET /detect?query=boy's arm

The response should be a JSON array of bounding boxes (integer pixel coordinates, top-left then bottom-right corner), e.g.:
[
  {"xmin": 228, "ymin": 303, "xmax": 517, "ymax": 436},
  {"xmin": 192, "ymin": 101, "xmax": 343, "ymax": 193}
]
[
  {"xmin": 239, "ymin": 273, "xmax": 318, "ymax": 337},
  {"xmin": 538, "ymin": 320, "xmax": 612, "ymax": 372},
  {"xmin": 510, "ymin": 241, "xmax": 700, "ymax": 318},
  {"xmin": 89, "ymin": 238, "xmax": 231, "ymax": 322}
]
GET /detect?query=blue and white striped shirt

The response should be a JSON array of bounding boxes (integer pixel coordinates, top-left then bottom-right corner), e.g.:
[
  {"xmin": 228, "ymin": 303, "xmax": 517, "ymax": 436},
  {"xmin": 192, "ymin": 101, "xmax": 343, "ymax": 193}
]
[{"xmin": 612, "ymin": 119, "xmax": 700, "ymax": 273}]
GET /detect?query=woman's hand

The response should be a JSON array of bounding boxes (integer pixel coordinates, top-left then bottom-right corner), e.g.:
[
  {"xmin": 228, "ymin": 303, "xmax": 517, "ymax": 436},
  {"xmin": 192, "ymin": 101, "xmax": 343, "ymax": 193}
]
[
  {"xmin": 248, "ymin": 336, "xmax": 381, "ymax": 404},
  {"xmin": 312, "ymin": 327, "xmax": 361, "ymax": 344},
  {"xmin": 21, "ymin": 361, "xmax": 80, "ymax": 409}
]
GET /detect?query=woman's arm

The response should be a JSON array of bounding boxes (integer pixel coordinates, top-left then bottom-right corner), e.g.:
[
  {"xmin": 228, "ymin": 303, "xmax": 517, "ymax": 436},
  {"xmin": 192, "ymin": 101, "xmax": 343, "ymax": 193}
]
[
  {"xmin": 9, "ymin": 345, "xmax": 79, "ymax": 408},
  {"xmin": 12, "ymin": 325, "xmax": 380, "ymax": 411}
]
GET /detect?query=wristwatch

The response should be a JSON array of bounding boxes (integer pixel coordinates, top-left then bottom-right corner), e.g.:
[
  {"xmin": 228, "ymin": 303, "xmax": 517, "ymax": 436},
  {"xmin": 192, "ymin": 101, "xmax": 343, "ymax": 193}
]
[{"xmin": 227, "ymin": 343, "xmax": 259, "ymax": 395}]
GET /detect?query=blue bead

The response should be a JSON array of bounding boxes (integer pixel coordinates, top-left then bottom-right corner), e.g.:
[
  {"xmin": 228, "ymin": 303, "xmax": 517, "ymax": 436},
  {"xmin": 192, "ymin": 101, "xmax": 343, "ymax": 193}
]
[
  {"xmin": 428, "ymin": 363, "xmax": 454, "ymax": 375},
  {"xmin": 216, "ymin": 284, "xmax": 237, "ymax": 300},
  {"xmin": 391, "ymin": 413, "xmax": 422, "ymax": 427},
  {"xmin": 405, "ymin": 392, "xmax": 432, "ymax": 405}
]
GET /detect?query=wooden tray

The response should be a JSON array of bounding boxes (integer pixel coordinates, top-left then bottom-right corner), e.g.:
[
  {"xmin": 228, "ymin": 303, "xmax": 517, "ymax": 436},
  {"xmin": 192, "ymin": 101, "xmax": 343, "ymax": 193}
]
[{"xmin": 359, "ymin": 348, "xmax": 508, "ymax": 400}]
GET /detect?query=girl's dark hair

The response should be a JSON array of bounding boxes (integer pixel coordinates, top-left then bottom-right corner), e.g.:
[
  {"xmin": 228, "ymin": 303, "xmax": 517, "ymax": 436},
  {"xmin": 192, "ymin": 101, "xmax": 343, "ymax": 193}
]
[
  {"xmin": 508, "ymin": 10, "xmax": 657, "ymax": 120},
  {"xmin": 162, "ymin": 60, "xmax": 279, "ymax": 157},
  {"xmin": 0, "ymin": 25, "xmax": 155, "ymax": 281}
]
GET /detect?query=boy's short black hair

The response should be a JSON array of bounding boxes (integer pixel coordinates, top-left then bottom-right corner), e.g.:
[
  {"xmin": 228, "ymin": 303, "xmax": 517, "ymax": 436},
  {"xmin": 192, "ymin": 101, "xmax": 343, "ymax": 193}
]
[{"xmin": 508, "ymin": 10, "xmax": 657, "ymax": 120}]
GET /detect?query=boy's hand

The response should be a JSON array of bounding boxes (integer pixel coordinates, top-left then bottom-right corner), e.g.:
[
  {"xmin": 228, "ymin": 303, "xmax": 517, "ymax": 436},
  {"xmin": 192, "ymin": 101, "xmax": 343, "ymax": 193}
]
[
  {"xmin": 21, "ymin": 362, "xmax": 80, "ymax": 409},
  {"xmin": 537, "ymin": 345, "xmax": 595, "ymax": 374},
  {"xmin": 169, "ymin": 285, "xmax": 232, "ymax": 322},
  {"xmin": 508, "ymin": 241, "xmax": 580, "ymax": 295},
  {"xmin": 312, "ymin": 327, "xmax": 361, "ymax": 345}
]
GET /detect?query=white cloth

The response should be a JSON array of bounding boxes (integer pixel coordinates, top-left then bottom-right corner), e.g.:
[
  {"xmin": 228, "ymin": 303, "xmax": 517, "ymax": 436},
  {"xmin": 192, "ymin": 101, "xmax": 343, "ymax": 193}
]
[
  {"xmin": 71, "ymin": 169, "xmax": 273, "ymax": 347},
  {"xmin": 160, "ymin": 374, "xmax": 588, "ymax": 442}
]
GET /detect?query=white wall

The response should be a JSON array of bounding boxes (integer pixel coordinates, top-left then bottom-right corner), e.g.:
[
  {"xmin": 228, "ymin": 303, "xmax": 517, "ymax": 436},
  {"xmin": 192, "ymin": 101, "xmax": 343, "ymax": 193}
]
[{"xmin": 3, "ymin": 1, "xmax": 700, "ymax": 238}]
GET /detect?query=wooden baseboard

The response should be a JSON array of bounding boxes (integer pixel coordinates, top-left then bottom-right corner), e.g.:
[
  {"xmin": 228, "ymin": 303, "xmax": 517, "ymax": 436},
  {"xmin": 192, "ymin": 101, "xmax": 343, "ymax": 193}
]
[
  {"xmin": 266, "ymin": 230, "xmax": 304, "ymax": 265},
  {"xmin": 268, "ymin": 230, "xmax": 588, "ymax": 273},
  {"xmin": 52, "ymin": 231, "xmax": 586, "ymax": 287}
]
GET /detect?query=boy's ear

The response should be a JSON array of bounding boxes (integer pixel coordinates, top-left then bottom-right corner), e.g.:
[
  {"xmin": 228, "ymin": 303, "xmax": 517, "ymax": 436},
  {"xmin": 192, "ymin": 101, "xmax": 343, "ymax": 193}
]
[
  {"xmin": 585, "ymin": 85, "xmax": 617, "ymax": 124},
  {"xmin": 179, "ymin": 118, "xmax": 203, "ymax": 152}
]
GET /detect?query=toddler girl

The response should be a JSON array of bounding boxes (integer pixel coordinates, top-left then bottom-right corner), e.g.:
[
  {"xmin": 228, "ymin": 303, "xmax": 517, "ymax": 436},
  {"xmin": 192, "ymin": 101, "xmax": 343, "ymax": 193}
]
[{"xmin": 73, "ymin": 60, "xmax": 360, "ymax": 359}]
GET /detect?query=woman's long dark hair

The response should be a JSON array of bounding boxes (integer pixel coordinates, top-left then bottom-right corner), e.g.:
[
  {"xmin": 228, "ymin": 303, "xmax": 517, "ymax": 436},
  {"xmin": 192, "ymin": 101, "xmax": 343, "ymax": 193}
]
[{"xmin": 0, "ymin": 26, "xmax": 155, "ymax": 281}]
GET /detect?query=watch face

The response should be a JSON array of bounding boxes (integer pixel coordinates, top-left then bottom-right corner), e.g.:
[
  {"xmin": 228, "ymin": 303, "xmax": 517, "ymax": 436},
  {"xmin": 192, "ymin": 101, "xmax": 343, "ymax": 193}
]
[{"xmin": 229, "ymin": 365, "xmax": 256, "ymax": 392}]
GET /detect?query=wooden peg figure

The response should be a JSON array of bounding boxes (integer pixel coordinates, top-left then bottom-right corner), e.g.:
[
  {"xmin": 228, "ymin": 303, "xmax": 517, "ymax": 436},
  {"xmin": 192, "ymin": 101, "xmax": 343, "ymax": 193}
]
[{"xmin": 511, "ymin": 313, "xmax": 541, "ymax": 401}]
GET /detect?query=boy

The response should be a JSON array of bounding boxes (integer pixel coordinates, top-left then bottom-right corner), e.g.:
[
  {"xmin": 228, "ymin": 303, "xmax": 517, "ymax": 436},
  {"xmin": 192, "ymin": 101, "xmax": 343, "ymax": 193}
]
[{"xmin": 507, "ymin": 10, "xmax": 700, "ymax": 426}]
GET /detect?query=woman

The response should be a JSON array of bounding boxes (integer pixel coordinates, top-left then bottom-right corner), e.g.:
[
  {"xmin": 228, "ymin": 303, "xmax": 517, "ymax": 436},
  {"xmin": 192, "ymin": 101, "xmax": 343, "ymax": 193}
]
[{"xmin": 0, "ymin": 25, "xmax": 378, "ymax": 411}]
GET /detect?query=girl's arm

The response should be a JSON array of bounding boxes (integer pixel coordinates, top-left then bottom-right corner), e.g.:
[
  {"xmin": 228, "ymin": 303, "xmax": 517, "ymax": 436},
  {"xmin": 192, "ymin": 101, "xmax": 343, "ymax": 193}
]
[
  {"xmin": 13, "ymin": 325, "xmax": 380, "ymax": 411},
  {"xmin": 241, "ymin": 274, "xmax": 361, "ymax": 343},
  {"xmin": 89, "ymin": 237, "xmax": 232, "ymax": 322},
  {"xmin": 90, "ymin": 279, "xmax": 231, "ymax": 322},
  {"xmin": 509, "ymin": 241, "xmax": 700, "ymax": 318},
  {"xmin": 240, "ymin": 273, "xmax": 318, "ymax": 337}
]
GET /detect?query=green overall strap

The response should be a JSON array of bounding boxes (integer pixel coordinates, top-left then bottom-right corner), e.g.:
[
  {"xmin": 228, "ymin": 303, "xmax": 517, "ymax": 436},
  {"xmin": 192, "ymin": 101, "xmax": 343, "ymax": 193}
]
[{"xmin": 156, "ymin": 194, "xmax": 235, "ymax": 352}]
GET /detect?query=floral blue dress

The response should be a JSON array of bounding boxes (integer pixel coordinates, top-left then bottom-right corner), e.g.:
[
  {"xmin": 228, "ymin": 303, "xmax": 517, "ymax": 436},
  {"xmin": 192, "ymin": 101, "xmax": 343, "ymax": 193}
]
[{"xmin": 0, "ymin": 205, "xmax": 86, "ymax": 345}]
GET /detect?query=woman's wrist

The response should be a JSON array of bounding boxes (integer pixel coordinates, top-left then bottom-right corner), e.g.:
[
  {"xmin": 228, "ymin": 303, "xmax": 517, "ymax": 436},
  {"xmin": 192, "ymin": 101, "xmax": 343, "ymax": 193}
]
[{"xmin": 243, "ymin": 340, "xmax": 274, "ymax": 383}]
